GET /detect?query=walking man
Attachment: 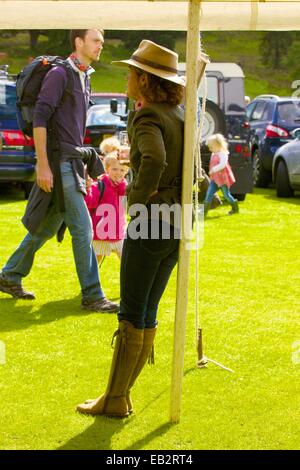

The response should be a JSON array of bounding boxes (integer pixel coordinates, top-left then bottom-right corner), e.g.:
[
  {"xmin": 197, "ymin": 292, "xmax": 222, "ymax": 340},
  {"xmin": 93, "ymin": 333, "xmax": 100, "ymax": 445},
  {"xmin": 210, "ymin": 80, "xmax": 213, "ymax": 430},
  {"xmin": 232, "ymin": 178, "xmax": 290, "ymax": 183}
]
[{"xmin": 0, "ymin": 29, "xmax": 119, "ymax": 313}]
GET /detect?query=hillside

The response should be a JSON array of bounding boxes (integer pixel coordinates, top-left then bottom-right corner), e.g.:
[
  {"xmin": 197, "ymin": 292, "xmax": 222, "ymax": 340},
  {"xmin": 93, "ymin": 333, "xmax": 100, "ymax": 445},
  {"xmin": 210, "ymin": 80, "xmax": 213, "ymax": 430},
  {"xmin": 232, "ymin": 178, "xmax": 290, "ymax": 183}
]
[
  {"xmin": 0, "ymin": 31, "xmax": 299, "ymax": 98},
  {"xmin": 199, "ymin": 32, "xmax": 298, "ymax": 99}
]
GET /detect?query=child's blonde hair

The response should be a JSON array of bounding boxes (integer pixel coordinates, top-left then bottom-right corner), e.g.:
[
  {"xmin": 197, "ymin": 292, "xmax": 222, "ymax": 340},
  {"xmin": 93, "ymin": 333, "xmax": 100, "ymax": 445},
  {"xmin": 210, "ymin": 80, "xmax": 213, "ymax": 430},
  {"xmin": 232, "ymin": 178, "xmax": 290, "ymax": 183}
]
[
  {"xmin": 100, "ymin": 137, "xmax": 120, "ymax": 155},
  {"xmin": 206, "ymin": 133, "xmax": 228, "ymax": 152},
  {"xmin": 103, "ymin": 153, "xmax": 119, "ymax": 171}
]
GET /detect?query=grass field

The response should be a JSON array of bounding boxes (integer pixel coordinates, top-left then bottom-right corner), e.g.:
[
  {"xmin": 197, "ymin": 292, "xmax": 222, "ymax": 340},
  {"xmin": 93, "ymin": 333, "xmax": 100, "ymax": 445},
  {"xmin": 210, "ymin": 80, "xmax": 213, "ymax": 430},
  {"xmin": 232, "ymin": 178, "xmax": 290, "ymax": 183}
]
[{"xmin": 0, "ymin": 187, "xmax": 299, "ymax": 450}]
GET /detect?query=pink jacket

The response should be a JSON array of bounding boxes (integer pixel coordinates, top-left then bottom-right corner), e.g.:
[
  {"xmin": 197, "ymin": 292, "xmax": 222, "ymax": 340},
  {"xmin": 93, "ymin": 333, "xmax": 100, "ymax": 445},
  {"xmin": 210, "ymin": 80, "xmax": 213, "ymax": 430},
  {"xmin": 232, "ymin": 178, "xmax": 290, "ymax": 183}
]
[
  {"xmin": 85, "ymin": 174, "xmax": 127, "ymax": 242},
  {"xmin": 209, "ymin": 152, "xmax": 236, "ymax": 188}
]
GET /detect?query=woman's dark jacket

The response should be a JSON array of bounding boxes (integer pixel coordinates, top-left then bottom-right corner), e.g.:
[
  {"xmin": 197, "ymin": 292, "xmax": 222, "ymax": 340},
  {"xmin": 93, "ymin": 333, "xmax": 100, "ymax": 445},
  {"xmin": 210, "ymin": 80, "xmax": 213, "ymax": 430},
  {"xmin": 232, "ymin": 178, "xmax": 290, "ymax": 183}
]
[{"xmin": 127, "ymin": 102, "xmax": 184, "ymax": 211}]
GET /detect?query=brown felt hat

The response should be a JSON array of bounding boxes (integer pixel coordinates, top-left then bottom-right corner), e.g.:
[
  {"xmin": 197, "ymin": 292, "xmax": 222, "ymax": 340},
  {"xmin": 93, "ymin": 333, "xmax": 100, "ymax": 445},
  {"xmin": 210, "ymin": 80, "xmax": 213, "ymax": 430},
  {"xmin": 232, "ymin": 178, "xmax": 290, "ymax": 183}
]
[{"xmin": 112, "ymin": 39, "xmax": 185, "ymax": 86}]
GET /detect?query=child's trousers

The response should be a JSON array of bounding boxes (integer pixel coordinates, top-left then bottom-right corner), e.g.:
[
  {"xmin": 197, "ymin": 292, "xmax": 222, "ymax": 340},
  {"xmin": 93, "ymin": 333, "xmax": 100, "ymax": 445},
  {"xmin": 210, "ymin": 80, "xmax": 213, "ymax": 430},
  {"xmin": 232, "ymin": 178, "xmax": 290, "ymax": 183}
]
[{"xmin": 204, "ymin": 180, "xmax": 236, "ymax": 204}]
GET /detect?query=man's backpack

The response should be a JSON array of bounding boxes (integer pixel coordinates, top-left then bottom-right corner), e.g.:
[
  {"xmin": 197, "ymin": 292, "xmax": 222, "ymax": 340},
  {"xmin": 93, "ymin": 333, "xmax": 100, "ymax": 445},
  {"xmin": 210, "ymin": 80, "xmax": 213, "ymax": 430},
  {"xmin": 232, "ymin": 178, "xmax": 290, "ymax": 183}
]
[{"xmin": 16, "ymin": 56, "xmax": 74, "ymax": 137}]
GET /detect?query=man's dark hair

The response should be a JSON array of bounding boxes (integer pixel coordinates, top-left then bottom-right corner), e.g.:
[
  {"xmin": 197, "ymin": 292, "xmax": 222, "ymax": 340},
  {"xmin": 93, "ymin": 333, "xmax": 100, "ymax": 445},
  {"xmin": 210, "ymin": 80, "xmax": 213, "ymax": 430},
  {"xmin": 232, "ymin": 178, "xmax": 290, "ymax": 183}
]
[{"xmin": 69, "ymin": 29, "xmax": 104, "ymax": 51}]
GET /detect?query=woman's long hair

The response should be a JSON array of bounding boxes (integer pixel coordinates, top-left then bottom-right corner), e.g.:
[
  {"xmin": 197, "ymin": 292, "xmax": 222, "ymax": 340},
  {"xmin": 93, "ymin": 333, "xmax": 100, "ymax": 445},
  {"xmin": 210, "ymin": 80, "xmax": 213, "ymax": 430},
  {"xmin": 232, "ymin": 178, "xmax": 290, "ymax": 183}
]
[{"xmin": 134, "ymin": 68, "xmax": 184, "ymax": 105}]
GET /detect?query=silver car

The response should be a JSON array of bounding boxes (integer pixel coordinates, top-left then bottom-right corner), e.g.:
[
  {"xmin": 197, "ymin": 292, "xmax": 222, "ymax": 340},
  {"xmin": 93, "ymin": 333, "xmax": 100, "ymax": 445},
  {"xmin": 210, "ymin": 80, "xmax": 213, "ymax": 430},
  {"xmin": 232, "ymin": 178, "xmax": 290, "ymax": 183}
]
[{"xmin": 273, "ymin": 128, "xmax": 300, "ymax": 197}]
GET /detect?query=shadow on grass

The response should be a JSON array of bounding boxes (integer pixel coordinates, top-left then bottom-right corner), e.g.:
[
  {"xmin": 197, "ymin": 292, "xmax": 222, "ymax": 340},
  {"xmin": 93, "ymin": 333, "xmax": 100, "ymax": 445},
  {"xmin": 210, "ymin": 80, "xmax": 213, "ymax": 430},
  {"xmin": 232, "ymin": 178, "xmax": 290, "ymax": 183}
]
[
  {"xmin": 0, "ymin": 294, "xmax": 117, "ymax": 333},
  {"xmin": 253, "ymin": 187, "xmax": 300, "ymax": 206},
  {"xmin": 124, "ymin": 422, "xmax": 174, "ymax": 450},
  {"xmin": 57, "ymin": 417, "xmax": 173, "ymax": 450},
  {"xmin": 121, "ymin": 367, "xmax": 198, "ymax": 450},
  {"xmin": 57, "ymin": 416, "xmax": 127, "ymax": 450}
]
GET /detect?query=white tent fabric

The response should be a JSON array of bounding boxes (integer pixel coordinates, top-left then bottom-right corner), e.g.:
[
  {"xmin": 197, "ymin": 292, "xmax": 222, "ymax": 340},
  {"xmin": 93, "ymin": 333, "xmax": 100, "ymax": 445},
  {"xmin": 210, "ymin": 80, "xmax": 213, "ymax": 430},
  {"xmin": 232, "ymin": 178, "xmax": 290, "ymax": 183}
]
[{"xmin": 0, "ymin": 1, "xmax": 300, "ymax": 30}]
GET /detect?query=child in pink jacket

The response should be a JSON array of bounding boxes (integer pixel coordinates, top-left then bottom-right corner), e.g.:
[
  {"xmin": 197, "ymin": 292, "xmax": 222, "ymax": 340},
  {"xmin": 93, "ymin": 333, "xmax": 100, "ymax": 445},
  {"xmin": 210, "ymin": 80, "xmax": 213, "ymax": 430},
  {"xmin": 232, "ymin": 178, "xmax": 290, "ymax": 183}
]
[
  {"xmin": 204, "ymin": 133, "xmax": 239, "ymax": 217},
  {"xmin": 85, "ymin": 154, "xmax": 128, "ymax": 264}
]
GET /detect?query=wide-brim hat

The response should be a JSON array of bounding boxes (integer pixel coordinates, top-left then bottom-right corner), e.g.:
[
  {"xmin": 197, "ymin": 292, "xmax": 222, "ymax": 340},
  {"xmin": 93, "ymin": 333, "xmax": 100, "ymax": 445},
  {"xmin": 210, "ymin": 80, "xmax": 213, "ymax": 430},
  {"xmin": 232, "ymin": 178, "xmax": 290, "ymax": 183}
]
[{"xmin": 112, "ymin": 39, "xmax": 185, "ymax": 86}]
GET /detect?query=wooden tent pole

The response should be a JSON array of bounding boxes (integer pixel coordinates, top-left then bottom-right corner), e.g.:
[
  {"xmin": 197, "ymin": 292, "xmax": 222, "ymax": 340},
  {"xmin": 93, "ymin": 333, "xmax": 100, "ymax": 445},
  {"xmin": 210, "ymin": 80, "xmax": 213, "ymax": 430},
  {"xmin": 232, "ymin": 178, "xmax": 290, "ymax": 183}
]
[{"xmin": 170, "ymin": 0, "xmax": 201, "ymax": 423}]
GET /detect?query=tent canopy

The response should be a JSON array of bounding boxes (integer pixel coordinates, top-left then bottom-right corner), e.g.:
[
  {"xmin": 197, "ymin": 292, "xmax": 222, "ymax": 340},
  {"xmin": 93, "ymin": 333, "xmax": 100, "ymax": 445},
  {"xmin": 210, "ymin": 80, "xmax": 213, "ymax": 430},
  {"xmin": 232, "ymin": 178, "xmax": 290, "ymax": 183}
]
[{"xmin": 0, "ymin": 0, "xmax": 300, "ymax": 30}]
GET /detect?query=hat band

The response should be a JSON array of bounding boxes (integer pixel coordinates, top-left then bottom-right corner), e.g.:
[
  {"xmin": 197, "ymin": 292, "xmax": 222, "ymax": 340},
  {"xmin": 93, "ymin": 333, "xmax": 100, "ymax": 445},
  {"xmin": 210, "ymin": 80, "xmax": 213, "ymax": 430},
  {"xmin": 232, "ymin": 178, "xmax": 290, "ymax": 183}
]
[{"xmin": 131, "ymin": 55, "xmax": 178, "ymax": 74}]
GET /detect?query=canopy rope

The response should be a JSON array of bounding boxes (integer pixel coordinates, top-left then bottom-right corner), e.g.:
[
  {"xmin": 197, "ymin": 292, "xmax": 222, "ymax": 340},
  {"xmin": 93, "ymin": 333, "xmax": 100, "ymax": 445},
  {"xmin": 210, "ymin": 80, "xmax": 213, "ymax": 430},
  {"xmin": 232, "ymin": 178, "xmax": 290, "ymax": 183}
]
[
  {"xmin": 193, "ymin": 45, "xmax": 208, "ymax": 364},
  {"xmin": 193, "ymin": 46, "xmax": 234, "ymax": 373}
]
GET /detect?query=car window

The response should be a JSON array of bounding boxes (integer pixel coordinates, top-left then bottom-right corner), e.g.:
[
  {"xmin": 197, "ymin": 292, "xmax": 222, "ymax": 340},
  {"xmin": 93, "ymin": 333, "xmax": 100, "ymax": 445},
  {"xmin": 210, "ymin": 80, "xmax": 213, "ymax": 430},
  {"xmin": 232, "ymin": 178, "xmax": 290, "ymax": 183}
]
[
  {"xmin": 251, "ymin": 101, "xmax": 267, "ymax": 120},
  {"xmin": 91, "ymin": 96, "xmax": 127, "ymax": 113},
  {"xmin": 0, "ymin": 84, "xmax": 17, "ymax": 118},
  {"xmin": 261, "ymin": 103, "xmax": 273, "ymax": 120},
  {"xmin": 224, "ymin": 78, "xmax": 246, "ymax": 113},
  {"xmin": 277, "ymin": 101, "xmax": 300, "ymax": 125},
  {"xmin": 87, "ymin": 105, "xmax": 126, "ymax": 126},
  {"xmin": 246, "ymin": 101, "xmax": 256, "ymax": 119}
]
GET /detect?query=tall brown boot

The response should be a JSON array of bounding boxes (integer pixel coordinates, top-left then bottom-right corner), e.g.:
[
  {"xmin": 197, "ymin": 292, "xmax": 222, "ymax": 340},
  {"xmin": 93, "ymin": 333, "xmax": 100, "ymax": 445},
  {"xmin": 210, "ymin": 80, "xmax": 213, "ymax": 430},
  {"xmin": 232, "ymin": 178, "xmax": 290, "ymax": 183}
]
[
  {"xmin": 76, "ymin": 321, "xmax": 144, "ymax": 417},
  {"xmin": 126, "ymin": 326, "xmax": 157, "ymax": 414}
]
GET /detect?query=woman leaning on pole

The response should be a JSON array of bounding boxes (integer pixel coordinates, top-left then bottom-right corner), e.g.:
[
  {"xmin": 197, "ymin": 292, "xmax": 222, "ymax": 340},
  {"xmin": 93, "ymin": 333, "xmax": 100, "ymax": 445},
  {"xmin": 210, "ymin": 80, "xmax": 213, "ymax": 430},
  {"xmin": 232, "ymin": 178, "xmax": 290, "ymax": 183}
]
[{"xmin": 77, "ymin": 40, "xmax": 185, "ymax": 417}]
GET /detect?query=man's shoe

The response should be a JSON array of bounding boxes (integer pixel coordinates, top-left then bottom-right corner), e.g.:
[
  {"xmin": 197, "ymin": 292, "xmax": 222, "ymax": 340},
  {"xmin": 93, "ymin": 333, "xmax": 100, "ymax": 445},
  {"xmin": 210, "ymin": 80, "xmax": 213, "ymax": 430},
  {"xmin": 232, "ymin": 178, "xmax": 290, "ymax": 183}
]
[
  {"xmin": 81, "ymin": 297, "xmax": 120, "ymax": 313},
  {"xmin": 0, "ymin": 273, "xmax": 35, "ymax": 300}
]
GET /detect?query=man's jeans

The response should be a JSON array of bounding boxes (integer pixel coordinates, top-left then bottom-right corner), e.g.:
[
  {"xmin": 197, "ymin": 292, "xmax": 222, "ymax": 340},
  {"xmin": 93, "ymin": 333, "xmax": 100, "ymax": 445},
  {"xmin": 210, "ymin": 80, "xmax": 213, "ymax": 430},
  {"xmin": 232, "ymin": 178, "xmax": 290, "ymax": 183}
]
[
  {"xmin": 119, "ymin": 219, "xmax": 179, "ymax": 329},
  {"xmin": 204, "ymin": 180, "xmax": 236, "ymax": 204},
  {"xmin": 2, "ymin": 162, "xmax": 104, "ymax": 301}
]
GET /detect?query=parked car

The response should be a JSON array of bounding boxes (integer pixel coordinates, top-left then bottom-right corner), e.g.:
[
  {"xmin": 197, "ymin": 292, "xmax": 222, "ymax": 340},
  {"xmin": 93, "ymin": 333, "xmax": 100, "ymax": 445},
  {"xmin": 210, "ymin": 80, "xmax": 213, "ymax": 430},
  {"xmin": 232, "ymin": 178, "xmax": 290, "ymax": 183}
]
[
  {"xmin": 246, "ymin": 95, "xmax": 300, "ymax": 188},
  {"xmin": 85, "ymin": 93, "xmax": 128, "ymax": 149},
  {"xmin": 0, "ymin": 66, "xmax": 35, "ymax": 199},
  {"xmin": 178, "ymin": 62, "xmax": 252, "ymax": 201},
  {"xmin": 272, "ymin": 128, "xmax": 300, "ymax": 197}
]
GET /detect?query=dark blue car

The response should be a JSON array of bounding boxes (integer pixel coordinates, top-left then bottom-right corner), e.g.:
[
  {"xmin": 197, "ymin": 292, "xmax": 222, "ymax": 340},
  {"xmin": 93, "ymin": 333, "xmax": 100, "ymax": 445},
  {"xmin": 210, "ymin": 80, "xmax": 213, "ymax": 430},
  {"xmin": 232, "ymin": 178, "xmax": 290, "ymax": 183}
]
[
  {"xmin": 0, "ymin": 69, "xmax": 36, "ymax": 198},
  {"xmin": 246, "ymin": 95, "xmax": 300, "ymax": 187}
]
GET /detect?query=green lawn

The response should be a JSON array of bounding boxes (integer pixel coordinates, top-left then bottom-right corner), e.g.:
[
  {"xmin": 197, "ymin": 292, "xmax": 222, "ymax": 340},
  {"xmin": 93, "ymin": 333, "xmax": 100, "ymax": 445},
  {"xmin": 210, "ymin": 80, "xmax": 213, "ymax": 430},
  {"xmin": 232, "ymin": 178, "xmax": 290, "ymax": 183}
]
[{"xmin": 0, "ymin": 187, "xmax": 299, "ymax": 450}]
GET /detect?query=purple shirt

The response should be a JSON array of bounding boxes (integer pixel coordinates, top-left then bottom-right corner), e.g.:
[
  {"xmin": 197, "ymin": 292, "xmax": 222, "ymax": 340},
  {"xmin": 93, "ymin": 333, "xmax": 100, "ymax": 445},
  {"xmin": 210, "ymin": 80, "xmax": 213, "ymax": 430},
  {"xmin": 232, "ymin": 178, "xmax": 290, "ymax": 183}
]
[{"xmin": 33, "ymin": 65, "xmax": 90, "ymax": 147}]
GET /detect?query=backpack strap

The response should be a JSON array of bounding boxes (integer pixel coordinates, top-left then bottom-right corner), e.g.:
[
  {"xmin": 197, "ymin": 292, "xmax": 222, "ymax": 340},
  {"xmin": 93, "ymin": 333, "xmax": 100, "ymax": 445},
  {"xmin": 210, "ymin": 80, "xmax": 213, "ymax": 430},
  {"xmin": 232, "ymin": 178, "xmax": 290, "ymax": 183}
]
[
  {"xmin": 97, "ymin": 179, "xmax": 105, "ymax": 203},
  {"xmin": 90, "ymin": 180, "xmax": 105, "ymax": 218},
  {"xmin": 54, "ymin": 59, "xmax": 76, "ymax": 104}
]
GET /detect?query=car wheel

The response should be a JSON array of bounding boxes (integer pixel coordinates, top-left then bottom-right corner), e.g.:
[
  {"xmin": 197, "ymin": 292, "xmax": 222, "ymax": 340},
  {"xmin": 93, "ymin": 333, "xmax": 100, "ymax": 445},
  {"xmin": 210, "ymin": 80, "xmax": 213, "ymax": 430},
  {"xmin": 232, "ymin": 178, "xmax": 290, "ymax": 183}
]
[
  {"xmin": 275, "ymin": 160, "xmax": 294, "ymax": 198},
  {"xmin": 23, "ymin": 182, "xmax": 34, "ymax": 200},
  {"xmin": 232, "ymin": 193, "xmax": 246, "ymax": 201},
  {"xmin": 252, "ymin": 149, "xmax": 271, "ymax": 187},
  {"xmin": 200, "ymin": 100, "xmax": 226, "ymax": 142}
]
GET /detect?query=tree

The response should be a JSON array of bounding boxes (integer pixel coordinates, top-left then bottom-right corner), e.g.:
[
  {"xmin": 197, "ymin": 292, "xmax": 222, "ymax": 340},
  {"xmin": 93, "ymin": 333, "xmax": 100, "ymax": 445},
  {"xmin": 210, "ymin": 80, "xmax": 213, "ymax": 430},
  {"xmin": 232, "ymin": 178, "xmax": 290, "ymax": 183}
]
[
  {"xmin": 33, "ymin": 30, "xmax": 70, "ymax": 56},
  {"xmin": 260, "ymin": 32, "xmax": 293, "ymax": 69},
  {"xmin": 29, "ymin": 31, "xmax": 41, "ymax": 52},
  {"xmin": 106, "ymin": 30, "xmax": 185, "ymax": 51}
]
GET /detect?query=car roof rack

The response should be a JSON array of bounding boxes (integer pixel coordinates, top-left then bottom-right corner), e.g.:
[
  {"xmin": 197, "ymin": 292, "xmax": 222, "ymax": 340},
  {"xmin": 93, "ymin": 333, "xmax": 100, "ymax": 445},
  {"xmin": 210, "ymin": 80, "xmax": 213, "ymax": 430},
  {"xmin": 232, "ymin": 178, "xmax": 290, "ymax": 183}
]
[{"xmin": 254, "ymin": 94, "xmax": 280, "ymax": 100}]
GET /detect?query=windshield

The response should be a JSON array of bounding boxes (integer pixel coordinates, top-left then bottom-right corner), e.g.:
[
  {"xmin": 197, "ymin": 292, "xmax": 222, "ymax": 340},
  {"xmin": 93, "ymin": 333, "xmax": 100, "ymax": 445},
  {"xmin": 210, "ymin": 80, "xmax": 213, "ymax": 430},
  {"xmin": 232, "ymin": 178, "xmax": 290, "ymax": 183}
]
[
  {"xmin": 87, "ymin": 105, "xmax": 126, "ymax": 126},
  {"xmin": 277, "ymin": 101, "xmax": 300, "ymax": 125},
  {"xmin": 0, "ymin": 83, "xmax": 17, "ymax": 119},
  {"xmin": 87, "ymin": 96, "xmax": 127, "ymax": 126}
]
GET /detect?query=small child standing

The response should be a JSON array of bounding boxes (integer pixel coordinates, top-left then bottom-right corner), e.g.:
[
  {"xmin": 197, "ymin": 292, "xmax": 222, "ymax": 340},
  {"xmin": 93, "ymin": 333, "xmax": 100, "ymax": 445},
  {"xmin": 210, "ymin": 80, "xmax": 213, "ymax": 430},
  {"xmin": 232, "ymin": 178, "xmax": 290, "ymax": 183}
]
[
  {"xmin": 85, "ymin": 155, "xmax": 128, "ymax": 265},
  {"xmin": 204, "ymin": 133, "xmax": 239, "ymax": 217}
]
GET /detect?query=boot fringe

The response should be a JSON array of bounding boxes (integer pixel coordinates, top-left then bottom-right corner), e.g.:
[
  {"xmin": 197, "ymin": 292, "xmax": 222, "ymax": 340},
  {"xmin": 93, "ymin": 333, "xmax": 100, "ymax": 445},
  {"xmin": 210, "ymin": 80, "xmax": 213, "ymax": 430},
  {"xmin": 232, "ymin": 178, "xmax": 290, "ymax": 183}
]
[
  {"xmin": 148, "ymin": 345, "xmax": 155, "ymax": 365},
  {"xmin": 111, "ymin": 328, "xmax": 120, "ymax": 347}
]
